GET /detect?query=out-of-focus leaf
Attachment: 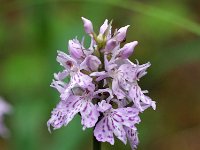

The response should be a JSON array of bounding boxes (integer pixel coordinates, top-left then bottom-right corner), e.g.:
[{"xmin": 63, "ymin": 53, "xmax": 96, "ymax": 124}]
[
  {"xmin": 46, "ymin": 116, "xmax": 92, "ymax": 150},
  {"xmin": 2, "ymin": 53, "xmax": 48, "ymax": 91},
  {"xmin": 98, "ymin": 0, "xmax": 200, "ymax": 36},
  {"xmin": 3, "ymin": 0, "xmax": 200, "ymax": 36},
  {"xmin": 150, "ymin": 39, "xmax": 200, "ymax": 83},
  {"xmin": 10, "ymin": 98, "xmax": 47, "ymax": 150}
]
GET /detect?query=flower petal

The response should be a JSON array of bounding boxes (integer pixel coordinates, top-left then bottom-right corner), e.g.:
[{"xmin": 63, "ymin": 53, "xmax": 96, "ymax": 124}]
[
  {"xmin": 124, "ymin": 127, "xmax": 139, "ymax": 150},
  {"xmin": 113, "ymin": 107, "xmax": 140, "ymax": 130},
  {"xmin": 115, "ymin": 25, "xmax": 130, "ymax": 42},
  {"xmin": 80, "ymin": 55, "xmax": 101, "ymax": 71},
  {"xmin": 94, "ymin": 117, "xmax": 115, "ymax": 145},
  {"xmin": 136, "ymin": 62, "xmax": 151, "ymax": 79},
  {"xmin": 105, "ymin": 38, "xmax": 118, "ymax": 52},
  {"xmin": 118, "ymin": 64, "xmax": 137, "ymax": 82},
  {"xmin": 97, "ymin": 100, "xmax": 112, "ymax": 112},
  {"xmin": 47, "ymin": 96, "xmax": 82, "ymax": 132},
  {"xmin": 112, "ymin": 121, "xmax": 127, "ymax": 144},
  {"xmin": 80, "ymin": 101, "xmax": 99, "ymax": 129},
  {"xmin": 54, "ymin": 70, "xmax": 69, "ymax": 81},
  {"xmin": 90, "ymin": 71, "xmax": 108, "ymax": 81},
  {"xmin": 118, "ymin": 41, "xmax": 138, "ymax": 59},
  {"xmin": 129, "ymin": 84, "xmax": 156, "ymax": 111},
  {"xmin": 68, "ymin": 39, "xmax": 84, "ymax": 59},
  {"xmin": 112, "ymin": 78, "xmax": 126, "ymax": 99},
  {"xmin": 51, "ymin": 80, "xmax": 67, "ymax": 93},
  {"xmin": 99, "ymin": 19, "xmax": 108, "ymax": 35},
  {"xmin": 81, "ymin": 17, "xmax": 94, "ymax": 34},
  {"xmin": 71, "ymin": 72, "xmax": 95, "ymax": 91},
  {"xmin": 56, "ymin": 51, "xmax": 77, "ymax": 69}
]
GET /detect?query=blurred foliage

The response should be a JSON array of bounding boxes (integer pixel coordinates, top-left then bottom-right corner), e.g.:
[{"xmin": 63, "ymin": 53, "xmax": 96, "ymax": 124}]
[{"xmin": 0, "ymin": 0, "xmax": 200, "ymax": 150}]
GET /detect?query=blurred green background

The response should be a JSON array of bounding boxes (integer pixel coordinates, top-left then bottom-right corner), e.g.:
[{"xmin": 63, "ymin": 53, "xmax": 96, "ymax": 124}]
[{"xmin": 0, "ymin": 0, "xmax": 200, "ymax": 150}]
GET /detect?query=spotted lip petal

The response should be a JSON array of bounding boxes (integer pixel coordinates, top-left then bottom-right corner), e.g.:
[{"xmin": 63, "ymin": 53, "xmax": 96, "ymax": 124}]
[
  {"xmin": 47, "ymin": 97, "xmax": 81, "ymax": 132},
  {"xmin": 129, "ymin": 84, "xmax": 156, "ymax": 111},
  {"xmin": 94, "ymin": 101, "xmax": 140, "ymax": 145},
  {"xmin": 48, "ymin": 92, "xmax": 100, "ymax": 132},
  {"xmin": 124, "ymin": 127, "xmax": 139, "ymax": 150},
  {"xmin": 80, "ymin": 101, "xmax": 99, "ymax": 130},
  {"xmin": 71, "ymin": 71, "xmax": 95, "ymax": 92}
]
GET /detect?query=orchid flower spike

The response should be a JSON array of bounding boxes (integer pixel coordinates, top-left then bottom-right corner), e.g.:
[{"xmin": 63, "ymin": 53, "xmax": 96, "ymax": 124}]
[{"xmin": 48, "ymin": 17, "xmax": 156, "ymax": 150}]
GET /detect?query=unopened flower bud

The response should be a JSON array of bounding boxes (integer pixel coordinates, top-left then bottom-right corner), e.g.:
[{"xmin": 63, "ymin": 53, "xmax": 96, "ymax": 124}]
[
  {"xmin": 97, "ymin": 34, "xmax": 104, "ymax": 44},
  {"xmin": 105, "ymin": 38, "xmax": 118, "ymax": 52},
  {"xmin": 68, "ymin": 39, "xmax": 84, "ymax": 59},
  {"xmin": 119, "ymin": 41, "xmax": 138, "ymax": 59},
  {"xmin": 99, "ymin": 19, "xmax": 108, "ymax": 35},
  {"xmin": 115, "ymin": 25, "xmax": 130, "ymax": 42},
  {"xmin": 81, "ymin": 17, "xmax": 94, "ymax": 34}
]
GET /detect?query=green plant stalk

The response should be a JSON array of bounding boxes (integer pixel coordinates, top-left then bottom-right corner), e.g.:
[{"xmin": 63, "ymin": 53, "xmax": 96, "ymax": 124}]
[{"xmin": 93, "ymin": 134, "xmax": 101, "ymax": 150}]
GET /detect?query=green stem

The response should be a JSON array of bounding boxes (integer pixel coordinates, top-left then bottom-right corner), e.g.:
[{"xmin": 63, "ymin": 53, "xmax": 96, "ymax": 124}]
[{"xmin": 93, "ymin": 134, "xmax": 101, "ymax": 150}]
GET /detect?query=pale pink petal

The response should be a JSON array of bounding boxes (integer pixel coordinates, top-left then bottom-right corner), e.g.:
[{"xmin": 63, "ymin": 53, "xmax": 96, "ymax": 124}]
[
  {"xmin": 47, "ymin": 96, "xmax": 82, "ymax": 131},
  {"xmin": 113, "ymin": 107, "xmax": 140, "ymax": 130},
  {"xmin": 90, "ymin": 71, "xmax": 108, "ymax": 81},
  {"xmin": 124, "ymin": 127, "xmax": 139, "ymax": 150},
  {"xmin": 50, "ymin": 80, "xmax": 66, "ymax": 93},
  {"xmin": 80, "ymin": 101, "xmax": 99, "ymax": 129},
  {"xmin": 99, "ymin": 19, "xmax": 108, "ymax": 35},
  {"xmin": 129, "ymin": 84, "xmax": 156, "ymax": 111},
  {"xmin": 80, "ymin": 55, "xmax": 101, "ymax": 71},
  {"xmin": 71, "ymin": 72, "xmax": 95, "ymax": 91},
  {"xmin": 112, "ymin": 121, "xmax": 127, "ymax": 144},
  {"xmin": 118, "ymin": 41, "xmax": 138, "ymax": 59},
  {"xmin": 94, "ymin": 117, "xmax": 115, "ymax": 145},
  {"xmin": 115, "ymin": 25, "xmax": 130, "ymax": 42},
  {"xmin": 81, "ymin": 17, "xmax": 94, "ymax": 34},
  {"xmin": 56, "ymin": 51, "xmax": 77, "ymax": 69},
  {"xmin": 97, "ymin": 100, "xmax": 112, "ymax": 112},
  {"xmin": 54, "ymin": 70, "xmax": 69, "ymax": 80},
  {"xmin": 68, "ymin": 39, "xmax": 84, "ymax": 59},
  {"xmin": 118, "ymin": 64, "xmax": 137, "ymax": 82},
  {"xmin": 112, "ymin": 78, "xmax": 126, "ymax": 99}
]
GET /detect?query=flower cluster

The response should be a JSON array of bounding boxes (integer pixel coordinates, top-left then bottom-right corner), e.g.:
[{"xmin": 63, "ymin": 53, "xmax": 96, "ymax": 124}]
[
  {"xmin": 0, "ymin": 97, "xmax": 12, "ymax": 138},
  {"xmin": 47, "ymin": 17, "xmax": 156, "ymax": 149}
]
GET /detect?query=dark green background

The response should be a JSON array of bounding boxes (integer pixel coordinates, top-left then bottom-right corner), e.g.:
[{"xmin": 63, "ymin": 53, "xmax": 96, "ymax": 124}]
[{"xmin": 0, "ymin": 0, "xmax": 200, "ymax": 150}]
